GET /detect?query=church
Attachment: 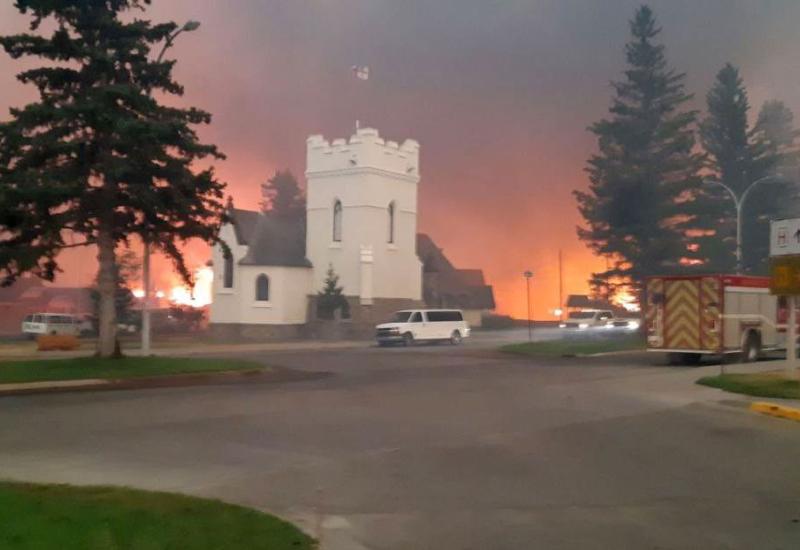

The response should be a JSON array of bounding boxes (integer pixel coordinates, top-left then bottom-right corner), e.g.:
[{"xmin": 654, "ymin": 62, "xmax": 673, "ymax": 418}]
[{"xmin": 209, "ymin": 127, "xmax": 495, "ymax": 340}]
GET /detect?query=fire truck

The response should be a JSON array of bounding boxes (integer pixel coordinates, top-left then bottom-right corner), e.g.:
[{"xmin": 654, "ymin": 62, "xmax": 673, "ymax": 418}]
[{"xmin": 645, "ymin": 275, "xmax": 787, "ymax": 364}]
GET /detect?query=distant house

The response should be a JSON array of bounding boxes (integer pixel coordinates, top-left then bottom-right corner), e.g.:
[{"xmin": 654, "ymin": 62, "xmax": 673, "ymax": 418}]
[
  {"xmin": 417, "ymin": 234, "xmax": 496, "ymax": 326},
  {"xmin": 0, "ymin": 277, "xmax": 92, "ymax": 335}
]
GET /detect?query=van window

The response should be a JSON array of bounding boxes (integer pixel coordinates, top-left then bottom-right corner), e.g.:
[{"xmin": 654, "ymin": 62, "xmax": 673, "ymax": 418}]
[
  {"xmin": 33, "ymin": 315, "xmax": 42, "ymax": 323},
  {"xmin": 410, "ymin": 312, "xmax": 423, "ymax": 323},
  {"xmin": 427, "ymin": 311, "xmax": 463, "ymax": 322},
  {"xmin": 24, "ymin": 315, "xmax": 33, "ymax": 323},
  {"xmin": 392, "ymin": 311, "xmax": 413, "ymax": 323}
]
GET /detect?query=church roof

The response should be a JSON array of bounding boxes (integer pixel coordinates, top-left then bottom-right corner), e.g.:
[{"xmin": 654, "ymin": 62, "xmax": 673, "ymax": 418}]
[
  {"xmin": 230, "ymin": 208, "xmax": 312, "ymax": 268},
  {"xmin": 417, "ymin": 233, "xmax": 496, "ymax": 311},
  {"xmin": 230, "ymin": 208, "xmax": 261, "ymax": 245}
]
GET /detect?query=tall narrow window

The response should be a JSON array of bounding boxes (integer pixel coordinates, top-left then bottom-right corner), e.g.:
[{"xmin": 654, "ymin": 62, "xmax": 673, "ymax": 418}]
[
  {"xmin": 223, "ymin": 250, "xmax": 234, "ymax": 288},
  {"xmin": 387, "ymin": 201, "xmax": 396, "ymax": 244},
  {"xmin": 255, "ymin": 274, "xmax": 270, "ymax": 301},
  {"xmin": 333, "ymin": 199, "xmax": 343, "ymax": 242}
]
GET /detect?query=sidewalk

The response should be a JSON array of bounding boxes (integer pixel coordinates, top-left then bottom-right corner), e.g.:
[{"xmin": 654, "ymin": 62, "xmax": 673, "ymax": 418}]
[{"xmin": 0, "ymin": 339, "xmax": 371, "ymax": 362}]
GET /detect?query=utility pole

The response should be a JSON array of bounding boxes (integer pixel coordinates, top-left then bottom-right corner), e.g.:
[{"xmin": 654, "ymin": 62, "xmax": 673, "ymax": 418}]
[
  {"xmin": 558, "ymin": 249, "xmax": 564, "ymax": 322},
  {"xmin": 141, "ymin": 20, "xmax": 201, "ymax": 356},
  {"xmin": 524, "ymin": 270, "xmax": 534, "ymax": 342}
]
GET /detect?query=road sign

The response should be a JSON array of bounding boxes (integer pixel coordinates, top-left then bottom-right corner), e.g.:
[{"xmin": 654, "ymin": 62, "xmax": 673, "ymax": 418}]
[
  {"xmin": 770, "ymin": 218, "xmax": 800, "ymax": 257},
  {"xmin": 770, "ymin": 255, "xmax": 800, "ymax": 295}
]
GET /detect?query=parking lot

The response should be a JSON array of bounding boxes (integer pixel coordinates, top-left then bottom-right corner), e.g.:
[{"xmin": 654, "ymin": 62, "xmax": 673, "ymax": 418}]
[{"xmin": 1, "ymin": 337, "xmax": 799, "ymax": 549}]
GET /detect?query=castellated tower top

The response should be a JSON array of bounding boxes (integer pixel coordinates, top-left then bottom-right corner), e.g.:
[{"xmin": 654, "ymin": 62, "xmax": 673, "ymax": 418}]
[{"xmin": 306, "ymin": 127, "xmax": 420, "ymax": 180}]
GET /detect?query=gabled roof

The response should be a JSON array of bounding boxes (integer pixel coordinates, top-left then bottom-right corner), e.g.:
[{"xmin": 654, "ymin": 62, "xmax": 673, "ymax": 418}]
[
  {"xmin": 417, "ymin": 233, "xmax": 455, "ymax": 272},
  {"xmin": 0, "ymin": 276, "xmax": 44, "ymax": 303},
  {"xmin": 229, "ymin": 208, "xmax": 261, "ymax": 246},
  {"xmin": 233, "ymin": 210, "xmax": 312, "ymax": 268},
  {"xmin": 417, "ymin": 233, "xmax": 495, "ymax": 311}
]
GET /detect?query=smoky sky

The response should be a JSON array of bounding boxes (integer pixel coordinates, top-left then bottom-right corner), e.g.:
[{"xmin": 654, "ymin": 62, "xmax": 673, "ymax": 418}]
[{"xmin": 2, "ymin": 0, "xmax": 799, "ymax": 317}]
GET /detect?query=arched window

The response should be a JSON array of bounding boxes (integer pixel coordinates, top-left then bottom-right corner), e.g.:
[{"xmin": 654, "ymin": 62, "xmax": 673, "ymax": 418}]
[
  {"xmin": 255, "ymin": 274, "xmax": 270, "ymax": 302},
  {"xmin": 332, "ymin": 199, "xmax": 343, "ymax": 242},
  {"xmin": 387, "ymin": 201, "xmax": 396, "ymax": 244},
  {"xmin": 223, "ymin": 250, "xmax": 234, "ymax": 288}
]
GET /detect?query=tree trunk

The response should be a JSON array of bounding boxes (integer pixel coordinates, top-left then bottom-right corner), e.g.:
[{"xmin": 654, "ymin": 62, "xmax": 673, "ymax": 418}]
[{"xmin": 96, "ymin": 227, "xmax": 119, "ymax": 358}]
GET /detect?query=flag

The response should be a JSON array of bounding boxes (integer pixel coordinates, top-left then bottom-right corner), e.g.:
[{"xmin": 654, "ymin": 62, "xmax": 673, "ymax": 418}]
[{"xmin": 352, "ymin": 65, "xmax": 370, "ymax": 81}]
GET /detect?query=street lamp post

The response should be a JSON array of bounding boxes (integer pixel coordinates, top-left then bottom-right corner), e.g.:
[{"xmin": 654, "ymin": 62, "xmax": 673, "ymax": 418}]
[
  {"xmin": 704, "ymin": 174, "xmax": 783, "ymax": 274},
  {"xmin": 141, "ymin": 21, "xmax": 201, "ymax": 356},
  {"xmin": 523, "ymin": 270, "xmax": 534, "ymax": 342}
]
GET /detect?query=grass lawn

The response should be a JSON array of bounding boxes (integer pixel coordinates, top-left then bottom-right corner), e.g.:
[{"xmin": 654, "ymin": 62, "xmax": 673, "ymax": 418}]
[
  {"xmin": 0, "ymin": 356, "xmax": 265, "ymax": 385},
  {"xmin": 0, "ymin": 482, "xmax": 315, "ymax": 549},
  {"xmin": 697, "ymin": 371, "xmax": 800, "ymax": 400},
  {"xmin": 500, "ymin": 335, "xmax": 645, "ymax": 357}
]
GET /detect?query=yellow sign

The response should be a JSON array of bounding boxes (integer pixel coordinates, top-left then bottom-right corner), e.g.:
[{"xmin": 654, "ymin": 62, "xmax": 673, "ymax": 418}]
[{"xmin": 770, "ymin": 255, "xmax": 800, "ymax": 295}]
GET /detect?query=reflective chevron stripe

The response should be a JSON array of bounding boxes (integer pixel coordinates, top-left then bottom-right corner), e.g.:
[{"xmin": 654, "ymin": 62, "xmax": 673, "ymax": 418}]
[
  {"xmin": 700, "ymin": 277, "xmax": 721, "ymax": 350},
  {"xmin": 664, "ymin": 280, "xmax": 700, "ymax": 349}
]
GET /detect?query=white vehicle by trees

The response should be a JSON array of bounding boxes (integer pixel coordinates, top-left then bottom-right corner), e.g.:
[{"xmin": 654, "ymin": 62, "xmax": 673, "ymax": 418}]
[
  {"xmin": 376, "ymin": 309, "xmax": 471, "ymax": 346},
  {"xmin": 22, "ymin": 313, "xmax": 81, "ymax": 338}
]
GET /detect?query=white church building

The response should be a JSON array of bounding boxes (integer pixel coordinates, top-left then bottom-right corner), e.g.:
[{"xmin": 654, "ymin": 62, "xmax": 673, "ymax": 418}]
[{"xmin": 209, "ymin": 127, "xmax": 494, "ymax": 340}]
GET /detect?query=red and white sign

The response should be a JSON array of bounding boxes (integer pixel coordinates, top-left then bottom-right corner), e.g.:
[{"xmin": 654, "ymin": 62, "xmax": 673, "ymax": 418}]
[{"xmin": 770, "ymin": 218, "xmax": 800, "ymax": 257}]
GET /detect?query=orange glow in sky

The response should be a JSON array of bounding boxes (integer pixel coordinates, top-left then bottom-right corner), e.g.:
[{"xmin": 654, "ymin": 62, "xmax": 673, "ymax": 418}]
[{"xmin": 4, "ymin": 2, "xmax": 797, "ymax": 319}]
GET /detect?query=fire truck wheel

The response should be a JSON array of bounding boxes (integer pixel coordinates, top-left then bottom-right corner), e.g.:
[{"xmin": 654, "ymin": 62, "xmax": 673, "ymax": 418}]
[{"xmin": 741, "ymin": 331, "xmax": 761, "ymax": 363}]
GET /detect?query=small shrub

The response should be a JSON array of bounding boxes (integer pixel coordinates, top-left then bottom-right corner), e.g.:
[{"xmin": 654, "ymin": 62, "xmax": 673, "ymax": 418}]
[{"xmin": 37, "ymin": 335, "xmax": 80, "ymax": 351}]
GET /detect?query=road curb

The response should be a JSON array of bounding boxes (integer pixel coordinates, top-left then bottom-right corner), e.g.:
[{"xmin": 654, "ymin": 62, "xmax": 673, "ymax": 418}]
[
  {"xmin": 749, "ymin": 401, "xmax": 800, "ymax": 422},
  {"xmin": 0, "ymin": 367, "xmax": 326, "ymax": 397}
]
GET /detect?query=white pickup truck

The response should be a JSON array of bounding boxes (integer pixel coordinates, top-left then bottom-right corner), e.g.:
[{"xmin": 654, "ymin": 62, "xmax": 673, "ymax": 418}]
[{"xmin": 559, "ymin": 309, "xmax": 640, "ymax": 331}]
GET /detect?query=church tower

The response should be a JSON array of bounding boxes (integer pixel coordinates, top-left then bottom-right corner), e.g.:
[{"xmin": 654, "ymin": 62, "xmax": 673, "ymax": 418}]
[{"xmin": 305, "ymin": 127, "xmax": 423, "ymax": 310}]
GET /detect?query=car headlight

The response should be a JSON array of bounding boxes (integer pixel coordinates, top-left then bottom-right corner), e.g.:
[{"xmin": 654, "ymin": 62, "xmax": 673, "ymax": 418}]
[
  {"xmin": 558, "ymin": 323, "xmax": 566, "ymax": 328},
  {"xmin": 603, "ymin": 323, "xmax": 614, "ymax": 329},
  {"xmin": 627, "ymin": 321, "xmax": 640, "ymax": 330},
  {"xmin": 578, "ymin": 323, "xmax": 589, "ymax": 329}
]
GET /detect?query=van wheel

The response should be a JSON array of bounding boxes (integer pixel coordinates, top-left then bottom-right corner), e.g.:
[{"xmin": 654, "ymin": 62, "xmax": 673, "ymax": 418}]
[
  {"xmin": 741, "ymin": 332, "xmax": 761, "ymax": 363},
  {"xmin": 450, "ymin": 331, "xmax": 462, "ymax": 345},
  {"xmin": 402, "ymin": 332, "xmax": 414, "ymax": 347}
]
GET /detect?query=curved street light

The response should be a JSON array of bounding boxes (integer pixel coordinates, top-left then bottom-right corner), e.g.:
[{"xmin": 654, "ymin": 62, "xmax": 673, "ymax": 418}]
[
  {"xmin": 703, "ymin": 173, "xmax": 784, "ymax": 274},
  {"xmin": 142, "ymin": 20, "xmax": 201, "ymax": 356}
]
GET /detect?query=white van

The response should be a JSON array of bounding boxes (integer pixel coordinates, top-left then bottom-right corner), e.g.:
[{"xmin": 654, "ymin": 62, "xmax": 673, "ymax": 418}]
[
  {"xmin": 21, "ymin": 313, "xmax": 81, "ymax": 338},
  {"xmin": 375, "ymin": 309, "xmax": 470, "ymax": 346}
]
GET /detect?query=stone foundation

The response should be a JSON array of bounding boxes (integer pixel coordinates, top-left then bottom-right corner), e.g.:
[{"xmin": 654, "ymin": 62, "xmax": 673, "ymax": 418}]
[
  {"xmin": 211, "ymin": 297, "xmax": 424, "ymax": 342},
  {"xmin": 209, "ymin": 323, "xmax": 305, "ymax": 343},
  {"xmin": 306, "ymin": 295, "xmax": 424, "ymax": 339}
]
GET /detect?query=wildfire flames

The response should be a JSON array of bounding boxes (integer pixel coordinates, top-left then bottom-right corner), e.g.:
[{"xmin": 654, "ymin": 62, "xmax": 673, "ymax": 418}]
[{"xmin": 132, "ymin": 266, "xmax": 213, "ymax": 308}]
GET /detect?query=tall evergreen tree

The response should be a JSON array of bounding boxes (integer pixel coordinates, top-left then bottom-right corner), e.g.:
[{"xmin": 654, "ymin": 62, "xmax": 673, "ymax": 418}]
[
  {"xmin": 260, "ymin": 170, "xmax": 305, "ymax": 220},
  {"xmin": 746, "ymin": 100, "xmax": 800, "ymax": 271},
  {"xmin": 575, "ymin": 5, "xmax": 703, "ymax": 299},
  {"xmin": 694, "ymin": 66, "xmax": 796, "ymax": 273},
  {"xmin": 0, "ymin": 1, "xmax": 227, "ymax": 357}
]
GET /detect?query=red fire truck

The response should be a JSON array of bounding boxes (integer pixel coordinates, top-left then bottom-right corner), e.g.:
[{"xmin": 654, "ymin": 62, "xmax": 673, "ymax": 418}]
[{"xmin": 645, "ymin": 274, "xmax": 787, "ymax": 364}]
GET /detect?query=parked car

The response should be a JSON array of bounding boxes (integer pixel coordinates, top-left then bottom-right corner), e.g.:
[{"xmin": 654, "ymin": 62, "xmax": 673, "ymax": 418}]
[
  {"xmin": 559, "ymin": 310, "xmax": 615, "ymax": 329},
  {"xmin": 559, "ymin": 309, "xmax": 640, "ymax": 331},
  {"xmin": 376, "ymin": 309, "xmax": 470, "ymax": 346},
  {"xmin": 21, "ymin": 313, "xmax": 81, "ymax": 338}
]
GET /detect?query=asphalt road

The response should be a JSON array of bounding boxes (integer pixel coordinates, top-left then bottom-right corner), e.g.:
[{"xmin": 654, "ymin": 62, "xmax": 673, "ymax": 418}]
[{"xmin": 1, "ymin": 338, "xmax": 799, "ymax": 549}]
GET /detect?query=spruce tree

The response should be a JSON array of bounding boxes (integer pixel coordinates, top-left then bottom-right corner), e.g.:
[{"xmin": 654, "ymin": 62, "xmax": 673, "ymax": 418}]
[
  {"xmin": 317, "ymin": 265, "xmax": 349, "ymax": 320},
  {"xmin": 0, "ymin": 1, "xmax": 227, "ymax": 357},
  {"xmin": 746, "ymin": 101, "xmax": 800, "ymax": 272},
  {"xmin": 575, "ymin": 5, "xmax": 703, "ymax": 299},
  {"xmin": 260, "ymin": 170, "xmax": 305, "ymax": 220},
  {"xmin": 694, "ymin": 66, "xmax": 796, "ymax": 273}
]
